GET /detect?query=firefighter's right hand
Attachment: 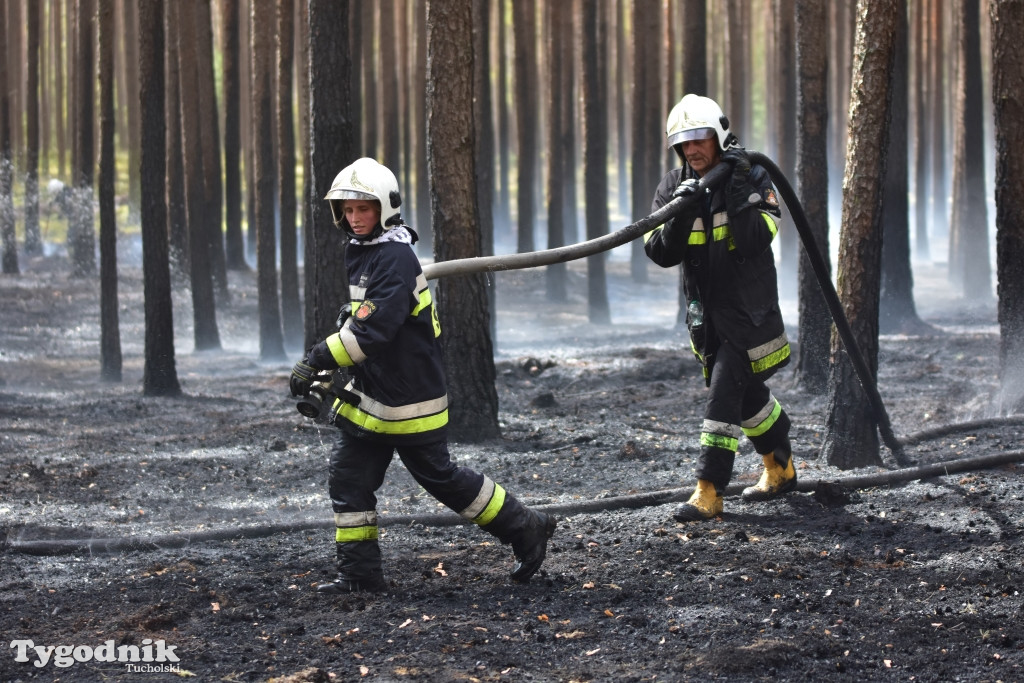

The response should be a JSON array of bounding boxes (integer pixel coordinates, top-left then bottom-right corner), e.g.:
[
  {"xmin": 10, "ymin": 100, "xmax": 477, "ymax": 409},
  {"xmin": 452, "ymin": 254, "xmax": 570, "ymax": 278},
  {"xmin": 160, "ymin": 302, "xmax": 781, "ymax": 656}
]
[
  {"xmin": 672, "ymin": 177, "xmax": 701, "ymax": 200},
  {"xmin": 290, "ymin": 360, "xmax": 317, "ymax": 397}
]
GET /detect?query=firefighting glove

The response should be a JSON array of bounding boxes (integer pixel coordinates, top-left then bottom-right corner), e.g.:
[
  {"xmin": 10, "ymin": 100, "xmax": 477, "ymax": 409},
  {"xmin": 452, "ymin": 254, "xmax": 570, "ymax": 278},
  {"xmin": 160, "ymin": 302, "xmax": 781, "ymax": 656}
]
[
  {"xmin": 290, "ymin": 359, "xmax": 317, "ymax": 397},
  {"xmin": 664, "ymin": 177, "xmax": 702, "ymax": 248},
  {"xmin": 721, "ymin": 147, "xmax": 758, "ymax": 217},
  {"xmin": 335, "ymin": 303, "xmax": 353, "ymax": 329},
  {"xmin": 672, "ymin": 177, "xmax": 701, "ymax": 200}
]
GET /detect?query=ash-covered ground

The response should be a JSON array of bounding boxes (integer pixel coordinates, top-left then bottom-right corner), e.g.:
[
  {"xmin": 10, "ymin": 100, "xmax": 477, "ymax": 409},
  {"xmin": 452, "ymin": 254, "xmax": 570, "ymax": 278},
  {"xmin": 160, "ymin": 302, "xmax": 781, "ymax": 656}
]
[{"xmin": 1, "ymin": 248, "xmax": 1023, "ymax": 682}]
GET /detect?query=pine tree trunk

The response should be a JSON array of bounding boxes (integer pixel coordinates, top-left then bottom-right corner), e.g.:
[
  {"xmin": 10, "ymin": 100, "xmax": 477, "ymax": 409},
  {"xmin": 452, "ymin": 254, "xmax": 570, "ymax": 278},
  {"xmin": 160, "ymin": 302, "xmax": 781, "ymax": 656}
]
[
  {"xmin": 427, "ymin": 0, "xmax": 499, "ymax": 442},
  {"xmin": 990, "ymin": 0, "xmax": 1024, "ymax": 412},
  {"xmin": 823, "ymin": 0, "xmax": 899, "ymax": 470},
  {"xmin": 795, "ymin": 0, "xmax": 831, "ymax": 394},
  {"xmin": 138, "ymin": 0, "xmax": 181, "ymax": 397}
]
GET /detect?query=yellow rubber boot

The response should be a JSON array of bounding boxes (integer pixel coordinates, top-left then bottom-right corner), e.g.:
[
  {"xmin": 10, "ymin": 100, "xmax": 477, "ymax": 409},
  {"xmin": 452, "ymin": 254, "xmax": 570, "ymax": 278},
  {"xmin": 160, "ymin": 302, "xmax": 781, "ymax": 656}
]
[
  {"xmin": 742, "ymin": 452, "xmax": 797, "ymax": 501},
  {"xmin": 673, "ymin": 479, "xmax": 723, "ymax": 522}
]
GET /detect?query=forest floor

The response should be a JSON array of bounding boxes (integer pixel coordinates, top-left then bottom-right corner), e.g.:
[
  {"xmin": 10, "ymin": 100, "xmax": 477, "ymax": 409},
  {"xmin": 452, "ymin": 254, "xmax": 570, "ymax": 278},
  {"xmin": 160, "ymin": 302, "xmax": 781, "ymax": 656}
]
[{"xmin": 1, "ymin": 246, "xmax": 1023, "ymax": 682}]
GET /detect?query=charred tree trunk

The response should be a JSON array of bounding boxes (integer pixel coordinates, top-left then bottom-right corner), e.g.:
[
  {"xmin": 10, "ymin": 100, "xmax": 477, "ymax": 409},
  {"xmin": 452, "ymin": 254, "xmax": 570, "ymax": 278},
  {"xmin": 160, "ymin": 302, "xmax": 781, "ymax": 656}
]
[
  {"xmin": 471, "ymin": 0, "xmax": 496, "ymax": 341},
  {"xmin": 581, "ymin": 0, "xmax": 610, "ymax": 325},
  {"xmin": 948, "ymin": 0, "xmax": 990, "ymax": 300},
  {"xmin": 138, "ymin": 0, "xmax": 180, "ymax": 397},
  {"xmin": 412, "ymin": 0, "xmax": 430, "ymax": 254},
  {"xmin": 427, "ymin": 0, "xmax": 499, "ymax": 442},
  {"xmin": 512, "ymin": 0, "xmax": 537, "ymax": 254},
  {"xmin": 912, "ymin": 0, "xmax": 930, "ymax": 260},
  {"xmin": 98, "ymin": 0, "xmax": 121, "ymax": 381},
  {"xmin": 23, "ymin": 0, "xmax": 42, "ymax": 256},
  {"xmin": 70, "ymin": 0, "xmax": 96, "ymax": 278},
  {"xmin": 990, "ymin": 0, "xmax": 1024, "ymax": 412},
  {"xmin": 180, "ymin": 2, "xmax": 220, "ymax": 352},
  {"xmin": 277, "ymin": 0, "xmax": 302, "ymax": 351},
  {"xmin": 879, "ymin": 0, "xmax": 929, "ymax": 335},
  {"xmin": 823, "ymin": 0, "xmax": 898, "ymax": 470},
  {"xmin": 165, "ymin": 2, "xmax": 187, "ymax": 278},
  {"xmin": 630, "ymin": 0, "xmax": 661, "ymax": 284},
  {"xmin": 251, "ymin": 0, "xmax": 284, "ymax": 361},
  {"xmin": 221, "ymin": 0, "xmax": 248, "ymax": 271},
  {"xmin": 544, "ymin": 0, "xmax": 567, "ymax": 302},
  {"xmin": 794, "ymin": 0, "xmax": 831, "ymax": 394},
  {"xmin": 195, "ymin": 0, "xmax": 228, "ymax": 297},
  {"xmin": 773, "ymin": 0, "xmax": 798, "ymax": 297},
  {"xmin": 0, "ymin": 0, "xmax": 17, "ymax": 275},
  {"xmin": 305, "ymin": 0, "xmax": 352, "ymax": 347}
]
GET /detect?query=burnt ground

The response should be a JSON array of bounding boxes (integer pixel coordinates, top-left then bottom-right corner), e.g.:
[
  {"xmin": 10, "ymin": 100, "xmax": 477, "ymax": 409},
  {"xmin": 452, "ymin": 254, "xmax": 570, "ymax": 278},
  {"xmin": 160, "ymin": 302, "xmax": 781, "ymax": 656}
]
[{"xmin": 1, "ymin": 249, "xmax": 1023, "ymax": 683}]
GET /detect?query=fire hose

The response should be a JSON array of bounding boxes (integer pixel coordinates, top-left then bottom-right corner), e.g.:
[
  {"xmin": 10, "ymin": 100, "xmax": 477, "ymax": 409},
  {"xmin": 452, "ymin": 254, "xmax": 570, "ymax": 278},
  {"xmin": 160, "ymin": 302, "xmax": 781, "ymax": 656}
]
[
  {"xmin": 425, "ymin": 150, "xmax": 907, "ymax": 465},
  {"xmin": 4, "ymin": 150, "xmax": 971, "ymax": 558}
]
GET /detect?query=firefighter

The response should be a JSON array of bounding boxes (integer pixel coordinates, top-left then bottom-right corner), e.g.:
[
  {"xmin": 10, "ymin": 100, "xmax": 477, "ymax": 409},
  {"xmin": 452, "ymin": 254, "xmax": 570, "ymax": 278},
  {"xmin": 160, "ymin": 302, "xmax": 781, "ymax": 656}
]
[
  {"xmin": 290, "ymin": 158, "xmax": 556, "ymax": 593},
  {"xmin": 644, "ymin": 95, "xmax": 797, "ymax": 522}
]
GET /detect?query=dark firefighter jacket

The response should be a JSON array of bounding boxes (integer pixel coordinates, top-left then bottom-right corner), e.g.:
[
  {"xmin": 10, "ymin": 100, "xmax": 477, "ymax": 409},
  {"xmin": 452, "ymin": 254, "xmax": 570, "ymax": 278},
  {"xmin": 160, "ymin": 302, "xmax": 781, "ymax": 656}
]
[
  {"xmin": 644, "ymin": 162, "xmax": 790, "ymax": 385},
  {"xmin": 306, "ymin": 228, "xmax": 447, "ymax": 445}
]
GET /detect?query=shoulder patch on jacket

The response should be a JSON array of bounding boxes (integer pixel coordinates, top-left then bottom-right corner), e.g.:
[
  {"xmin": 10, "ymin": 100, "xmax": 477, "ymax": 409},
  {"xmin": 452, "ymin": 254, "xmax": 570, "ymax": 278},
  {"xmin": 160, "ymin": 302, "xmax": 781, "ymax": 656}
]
[
  {"xmin": 765, "ymin": 188, "xmax": 779, "ymax": 207},
  {"xmin": 354, "ymin": 301, "xmax": 378, "ymax": 321}
]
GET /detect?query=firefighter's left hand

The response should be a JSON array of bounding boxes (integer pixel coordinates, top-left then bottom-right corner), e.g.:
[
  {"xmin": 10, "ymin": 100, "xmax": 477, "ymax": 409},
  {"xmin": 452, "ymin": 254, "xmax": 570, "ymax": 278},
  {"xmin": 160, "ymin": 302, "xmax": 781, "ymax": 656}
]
[
  {"xmin": 721, "ymin": 147, "xmax": 751, "ymax": 176},
  {"xmin": 290, "ymin": 360, "xmax": 317, "ymax": 397}
]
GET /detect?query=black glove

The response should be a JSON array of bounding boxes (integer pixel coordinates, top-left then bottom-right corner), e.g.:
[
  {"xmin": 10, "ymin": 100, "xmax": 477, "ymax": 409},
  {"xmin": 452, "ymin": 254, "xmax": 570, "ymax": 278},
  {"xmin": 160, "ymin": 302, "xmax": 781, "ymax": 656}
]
[
  {"xmin": 672, "ymin": 177, "xmax": 701, "ymax": 200},
  {"xmin": 721, "ymin": 148, "xmax": 757, "ymax": 216},
  {"xmin": 335, "ymin": 303, "xmax": 353, "ymax": 329},
  {"xmin": 290, "ymin": 359, "xmax": 317, "ymax": 397}
]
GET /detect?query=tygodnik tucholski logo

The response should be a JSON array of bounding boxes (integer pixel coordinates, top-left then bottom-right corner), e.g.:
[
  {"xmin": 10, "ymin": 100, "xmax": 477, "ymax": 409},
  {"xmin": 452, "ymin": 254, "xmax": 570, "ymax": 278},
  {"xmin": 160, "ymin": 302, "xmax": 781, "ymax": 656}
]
[{"xmin": 10, "ymin": 638, "xmax": 181, "ymax": 672}]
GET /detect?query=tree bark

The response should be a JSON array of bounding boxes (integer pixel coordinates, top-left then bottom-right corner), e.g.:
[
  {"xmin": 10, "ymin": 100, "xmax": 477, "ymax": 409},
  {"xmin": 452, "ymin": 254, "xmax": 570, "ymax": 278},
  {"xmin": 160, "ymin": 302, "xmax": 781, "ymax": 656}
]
[
  {"xmin": 98, "ymin": 0, "xmax": 121, "ymax": 381},
  {"xmin": 164, "ymin": 1, "xmax": 187, "ymax": 277},
  {"xmin": 277, "ymin": 0, "xmax": 302, "ymax": 351},
  {"xmin": 512, "ymin": 0, "xmax": 537, "ymax": 254},
  {"xmin": 221, "ymin": 0, "xmax": 248, "ymax": 271},
  {"xmin": 544, "ymin": 0, "xmax": 567, "ymax": 302},
  {"xmin": 23, "ymin": 0, "xmax": 42, "ymax": 256},
  {"xmin": 581, "ymin": 0, "xmax": 610, "ymax": 325},
  {"xmin": 305, "ymin": 0, "xmax": 352, "ymax": 347},
  {"xmin": 912, "ymin": 0, "xmax": 930, "ymax": 260},
  {"xmin": 630, "ymin": 0, "xmax": 661, "ymax": 284},
  {"xmin": 70, "ymin": 0, "xmax": 96, "ymax": 278},
  {"xmin": 794, "ymin": 0, "xmax": 831, "ymax": 393},
  {"xmin": 138, "ymin": 0, "xmax": 180, "ymax": 397},
  {"xmin": 0, "ymin": 0, "xmax": 17, "ymax": 275},
  {"xmin": 990, "ymin": 0, "xmax": 1024, "ymax": 412},
  {"xmin": 879, "ymin": 0, "xmax": 930, "ymax": 335},
  {"xmin": 195, "ymin": 0, "xmax": 228, "ymax": 297},
  {"xmin": 251, "ymin": 0, "xmax": 284, "ymax": 361},
  {"xmin": 948, "ymin": 0, "xmax": 991, "ymax": 300},
  {"xmin": 773, "ymin": 0, "xmax": 798, "ymax": 297},
  {"xmin": 823, "ymin": 0, "xmax": 898, "ymax": 470},
  {"xmin": 427, "ymin": 0, "xmax": 499, "ymax": 442},
  {"xmin": 179, "ymin": 1, "xmax": 220, "ymax": 352}
]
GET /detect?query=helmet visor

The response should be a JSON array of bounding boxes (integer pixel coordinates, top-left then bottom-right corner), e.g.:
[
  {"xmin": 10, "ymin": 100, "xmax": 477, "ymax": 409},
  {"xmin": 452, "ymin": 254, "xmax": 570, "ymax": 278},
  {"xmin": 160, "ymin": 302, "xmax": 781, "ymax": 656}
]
[
  {"xmin": 325, "ymin": 189, "xmax": 377, "ymax": 202},
  {"xmin": 677, "ymin": 127, "xmax": 716, "ymax": 143}
]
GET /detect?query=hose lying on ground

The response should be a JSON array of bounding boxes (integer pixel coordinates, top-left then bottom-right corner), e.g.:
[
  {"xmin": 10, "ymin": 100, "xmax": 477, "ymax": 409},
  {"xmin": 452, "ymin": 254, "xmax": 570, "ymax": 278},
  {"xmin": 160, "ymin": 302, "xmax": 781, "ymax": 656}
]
[{"xmin": 6, "ymin": 448, "xmax": 1022, "ymax": 556}]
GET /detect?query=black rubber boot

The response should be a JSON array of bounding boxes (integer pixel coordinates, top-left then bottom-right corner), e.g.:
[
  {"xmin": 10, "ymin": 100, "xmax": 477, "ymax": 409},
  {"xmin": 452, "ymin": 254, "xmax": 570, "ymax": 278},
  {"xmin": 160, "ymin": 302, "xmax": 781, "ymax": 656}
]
[
  {"xmin": 484, "ymin": 493, "xmax": 558, "ymax": 583},
  {"xmin": 316, "ymin": 540, "xmax": 386, "ymax": 594},
  {"xmin": 510, "ymin": 511, "xmax": 558, "ymax": 583}
]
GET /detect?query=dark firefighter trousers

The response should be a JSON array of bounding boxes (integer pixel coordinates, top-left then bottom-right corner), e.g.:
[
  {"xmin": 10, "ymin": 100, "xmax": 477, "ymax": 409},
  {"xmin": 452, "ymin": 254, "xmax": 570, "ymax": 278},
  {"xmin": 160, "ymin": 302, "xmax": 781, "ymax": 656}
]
[
  {"xmin": 697, "ymin": 339, "xmax": 792, "ymax": 488},
  {"xmin": 328, "ymin": 429, "xmax": 532, "ymax": 581}
]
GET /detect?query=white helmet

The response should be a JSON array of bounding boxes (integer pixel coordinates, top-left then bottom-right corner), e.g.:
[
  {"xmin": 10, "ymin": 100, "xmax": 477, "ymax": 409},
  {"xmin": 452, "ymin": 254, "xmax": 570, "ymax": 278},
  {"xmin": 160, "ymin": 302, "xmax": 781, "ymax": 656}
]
[
  {"xmin": 324, "ymin": 157, "xmax": 403, "ymax": 239},
  {"xmin": 666, "ymin": 94, "xmax": 736, "ymax": 152}
]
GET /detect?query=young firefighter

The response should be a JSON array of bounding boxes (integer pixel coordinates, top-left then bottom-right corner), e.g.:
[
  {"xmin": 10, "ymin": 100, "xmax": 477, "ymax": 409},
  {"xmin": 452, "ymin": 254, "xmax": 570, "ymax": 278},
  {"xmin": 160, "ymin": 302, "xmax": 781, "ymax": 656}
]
[
  {"xmin": 644, "ymin": 95, "xmax": 797, "ymax": 522},
  {"xmin": 290, "ymin": 157, "xmax": 557, "ymax": 593}
]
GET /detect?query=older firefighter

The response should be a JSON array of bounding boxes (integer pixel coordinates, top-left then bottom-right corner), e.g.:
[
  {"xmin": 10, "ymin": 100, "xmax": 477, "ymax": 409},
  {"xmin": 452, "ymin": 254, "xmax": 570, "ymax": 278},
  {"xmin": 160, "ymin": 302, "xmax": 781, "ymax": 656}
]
[
  {"xmin": 644, "ymin": 95, "xmax": 797, "ymax": 522},
  {"xmin": 290, "ymin": 158, "xmax": 556, "ymax": 592}
]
